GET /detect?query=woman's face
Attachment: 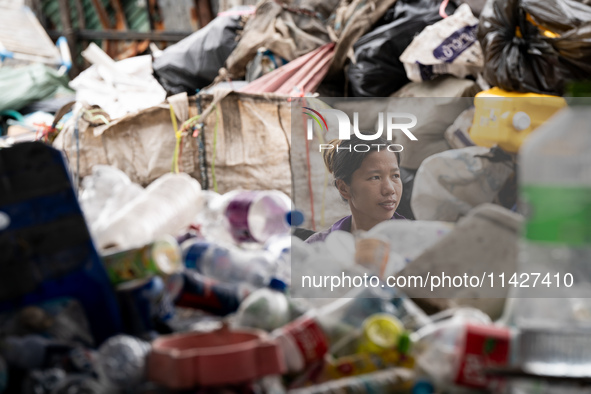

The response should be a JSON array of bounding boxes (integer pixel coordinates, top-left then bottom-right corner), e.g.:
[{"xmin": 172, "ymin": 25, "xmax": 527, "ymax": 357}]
[{"xmin": 337, "ymin": 150, "xmax": 402, "ymax": 232}]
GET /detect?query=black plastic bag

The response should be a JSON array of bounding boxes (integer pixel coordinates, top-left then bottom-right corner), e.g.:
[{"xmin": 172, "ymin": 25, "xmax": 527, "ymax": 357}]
[
  {"xmin": 478, "ymin": 0, "xmax": 591, "ymax": 95},
  {"xmin": 153, "ymin": 14, "xmax": 244, "ymax": 95},
  {"xmin": 347, "ymin": 0, "xmax": 457, "ymax": 97}
]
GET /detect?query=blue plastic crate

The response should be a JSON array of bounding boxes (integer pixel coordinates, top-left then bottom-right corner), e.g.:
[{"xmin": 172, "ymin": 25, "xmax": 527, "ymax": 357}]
[{"xmin": 0, "ymin": 142, "xmax": 122, "ymax": 345}]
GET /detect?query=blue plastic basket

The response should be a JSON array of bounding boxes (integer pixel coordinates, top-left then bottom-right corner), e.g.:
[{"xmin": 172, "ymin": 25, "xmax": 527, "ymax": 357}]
[{"xmin": 0, "ymin": 142, "xmax": 122, "ymax": 345}]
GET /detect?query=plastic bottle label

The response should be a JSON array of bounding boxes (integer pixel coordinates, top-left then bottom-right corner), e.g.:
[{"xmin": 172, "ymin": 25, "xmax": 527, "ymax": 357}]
[
  {"xmin": 454, "ymin": 324, "xmax": 510, "ymax": 388},
  {"xmin": 522, "ymin": 186, "xmax": 591, "ymax": 246},
  {"xmin": 102, "ymin": 245, "xmax": 151, "ymax": 284},
  {"xmin": 226, "ymin": 192, "xmax": 256, "ymax": 242},
  {"xmin": 282, "ymin": 317, "xmax": 329, "ymax": 366},
  {"xmin": 175, "ymin": 273, "xmax": 241, "ymax": 315}
]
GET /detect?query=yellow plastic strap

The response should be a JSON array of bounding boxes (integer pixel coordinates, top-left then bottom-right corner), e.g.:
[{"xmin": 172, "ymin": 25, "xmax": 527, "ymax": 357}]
[{"xmin": 169, "ymin": 104, "xmax": 182, "ymax": 174}]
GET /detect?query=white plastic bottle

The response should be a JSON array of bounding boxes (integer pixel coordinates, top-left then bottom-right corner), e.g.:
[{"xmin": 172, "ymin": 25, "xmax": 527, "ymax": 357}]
[{"xmin": 502, "ymin": 98, "xmax": 591, "ymax": 375}]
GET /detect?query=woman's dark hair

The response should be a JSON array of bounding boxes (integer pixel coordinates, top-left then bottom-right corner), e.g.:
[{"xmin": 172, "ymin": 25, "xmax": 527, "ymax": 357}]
[{"xmin": 323, "ymin": 134, "xmax": 401, "ymax": 185}]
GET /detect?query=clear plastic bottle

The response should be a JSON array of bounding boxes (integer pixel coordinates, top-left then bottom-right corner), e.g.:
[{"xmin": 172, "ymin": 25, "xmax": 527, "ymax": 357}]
[
  {"xmin": 234, "ymin": 278, "xmax": 291, "ymax": 332},
  {"xmin": 197, "ymin": 190, "xmax": 303, "ymax": 245},
  {"xmin": 288, "ymin": 367, "xmax": 414, "ymax": 394},
  {"xmin": 192, "ymin": 190, "xmax": 235, "ymax": 245},
  {"xmin": 264, "ymin": 235, "xmax": 309, "ymax": 286},
  {"xmin": 181, "ymin": 238, "xmax": 211, "ymax": 272},
  {"xmin": 271, "ymin": 287, "xmax": 399, "ymax": 373},
  {"xmin": 227, "ymin": 190, "xmax": 303, "ymax": 243},
  {"xmin": 95, "ymin": 173, "xmax": 203, "ymax": 251},
  {"xmin": 79, "ymin": 165, "xmax": 139, "ymax": 230},
  {"xmin": 411, "ymin": 308, "xmax": 510, "ymax": 392},
  {"xmin": 79, "ymin": 165, "xmax": 145, "ymax": 239},
  {"xmin": 199, "ymin": 242, "xmax": 276, "ymax": 289},
  {"xmin": 366, "ymin": 220, "xmax": 454, "ymax": 275},
  {"xmin": 502, "ymin": 97, "xmax": 591, "ymax": 375}
]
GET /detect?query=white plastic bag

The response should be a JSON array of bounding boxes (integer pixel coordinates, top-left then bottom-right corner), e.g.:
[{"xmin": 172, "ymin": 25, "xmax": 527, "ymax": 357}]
[
  {"xmin": 411, "ymin": 146, "xmax": 514, "ymax": 222},
  {"xmin": 399, "ymin": 4, "xmax": 483, "ymax": 82}
]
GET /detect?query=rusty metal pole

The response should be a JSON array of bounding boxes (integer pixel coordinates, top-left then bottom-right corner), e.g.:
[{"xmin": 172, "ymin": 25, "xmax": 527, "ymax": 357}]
[
  {"xmin": 73, "ymin": 0, "xmax": 88, "ymax": 70},
  {"xmin": 57, "ymin": 0, "xmax": 79, "ymax": 77},
  {"xmin": 194, "ymin": 0, "xmax": 213, "ymax": 29}
]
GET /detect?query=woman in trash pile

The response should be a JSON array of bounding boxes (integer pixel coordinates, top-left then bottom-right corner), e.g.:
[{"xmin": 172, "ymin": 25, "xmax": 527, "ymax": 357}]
[{"xmin": 305, "ymin": 134, "xmax": 405, "ymax": 244}]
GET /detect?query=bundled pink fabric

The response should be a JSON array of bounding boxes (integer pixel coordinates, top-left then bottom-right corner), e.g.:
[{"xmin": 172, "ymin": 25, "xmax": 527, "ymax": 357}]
[{"xmin": 240, "ymin": 43, "xmax": 335, "ymax": 96}]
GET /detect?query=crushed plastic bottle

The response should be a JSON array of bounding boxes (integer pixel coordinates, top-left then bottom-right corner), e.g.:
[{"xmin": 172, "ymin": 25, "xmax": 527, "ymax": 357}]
[
  {"xmin": 79, "ymin": 165, "xmax": 144, "ymax": 235},
  {"xmin": 96, "ymin": 335, "xmax": 150, "ymax": 389},
  {"xmin": 22, "ymin": 368, "xmax": 67, "ymax": 394},
  {"xmin": 411, "ymin": 308, "xmax": 510, "ymax": 391},
  {"xmin": 199, "ymin": 242, "xmax": 276, "ymax": 289},
  {"xmin": 95, "ymin": 173, "xmax": 203, "ymax": 251},
  {"xmin": 234, "ymin": 278, "xmax": 290, "ymax": 332}
]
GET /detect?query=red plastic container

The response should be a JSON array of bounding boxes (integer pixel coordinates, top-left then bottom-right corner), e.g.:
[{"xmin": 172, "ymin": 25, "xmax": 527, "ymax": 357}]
[{"xmin": 147, "ymin": 326, "xmax": 286, "ymax": 389}]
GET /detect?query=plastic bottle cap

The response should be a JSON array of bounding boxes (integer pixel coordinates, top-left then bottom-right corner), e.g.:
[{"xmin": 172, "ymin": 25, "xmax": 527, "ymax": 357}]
[
  {"xmin": 183, "ymin": 239, "xmax": 211, "ymax": 271},
  {"xmin": 412, "ymin": 379, "xmax": 435, "ymax": 394},
  {"xmin": 512, "ymin": 112, "xmax": 531, "ymax": 131},
  {"xmin": 286, "ymin": 210, "xmax": 304, "ymax": 227},
  {"xmin": 361, "ymin": 314, "xmax": 404, "ymax": 351},
  {"xmin": 269, "ymin": 278, "xmax": 287, "ymax": 293},
  {"xmin": 397, "ymin": 331, "xmax": 411, "ymax": 355}
]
